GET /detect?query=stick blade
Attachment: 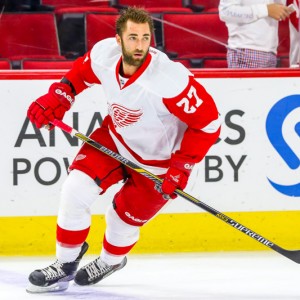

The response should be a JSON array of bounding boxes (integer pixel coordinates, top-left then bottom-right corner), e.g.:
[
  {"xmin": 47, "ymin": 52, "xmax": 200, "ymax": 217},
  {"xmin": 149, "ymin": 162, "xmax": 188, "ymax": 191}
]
[{"xmin": 280, "ymin": 249, "xmax": 300, "ymax": 264}]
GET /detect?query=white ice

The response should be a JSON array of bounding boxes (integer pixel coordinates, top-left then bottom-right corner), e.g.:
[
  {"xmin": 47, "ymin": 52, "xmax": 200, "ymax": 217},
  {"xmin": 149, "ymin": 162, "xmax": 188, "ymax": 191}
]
[{"xmin": 0, "ymin": 251, "xmax": 299, "ymax": 300}]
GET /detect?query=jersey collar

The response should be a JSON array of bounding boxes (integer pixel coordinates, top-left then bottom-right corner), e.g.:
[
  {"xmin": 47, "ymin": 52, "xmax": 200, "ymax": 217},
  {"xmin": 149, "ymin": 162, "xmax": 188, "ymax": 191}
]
[{"xmin": 115, "ymin": 52, "xmax": 152, "ymax": 89}]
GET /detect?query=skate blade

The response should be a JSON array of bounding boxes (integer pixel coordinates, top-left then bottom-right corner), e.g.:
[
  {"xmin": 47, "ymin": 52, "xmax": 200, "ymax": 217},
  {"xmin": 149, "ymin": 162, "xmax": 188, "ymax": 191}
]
[{"xmin": 26, "ymin": 281, "xmax": 69, "ymax": 293}]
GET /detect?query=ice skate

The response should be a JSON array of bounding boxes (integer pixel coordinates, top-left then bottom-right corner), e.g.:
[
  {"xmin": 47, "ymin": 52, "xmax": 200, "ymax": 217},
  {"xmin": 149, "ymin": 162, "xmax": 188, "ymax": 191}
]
[
  {"xmin": 26, "ymin": 242, "xmax": 89, "ymax": 293},
  {"xmin": 74, "ymin": 256, "xmax": 127, "ymax": 285}
]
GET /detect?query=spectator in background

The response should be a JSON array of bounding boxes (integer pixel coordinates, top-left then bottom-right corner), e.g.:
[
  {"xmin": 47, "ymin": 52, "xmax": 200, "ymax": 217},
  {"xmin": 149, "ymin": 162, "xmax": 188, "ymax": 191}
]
[
  {"xmin": 288, "ymin": 0, "xmax": 300, "ymax": 66},
  {"xmin": 219, "ymin": 0, "xmax": 293, "ymax": 68}
]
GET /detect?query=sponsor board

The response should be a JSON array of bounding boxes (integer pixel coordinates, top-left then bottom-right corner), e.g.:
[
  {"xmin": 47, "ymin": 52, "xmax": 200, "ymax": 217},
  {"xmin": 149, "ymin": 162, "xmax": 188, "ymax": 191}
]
[{"xmin": 1, "ymin": 72, "xmax": 299, "ymax": 217}]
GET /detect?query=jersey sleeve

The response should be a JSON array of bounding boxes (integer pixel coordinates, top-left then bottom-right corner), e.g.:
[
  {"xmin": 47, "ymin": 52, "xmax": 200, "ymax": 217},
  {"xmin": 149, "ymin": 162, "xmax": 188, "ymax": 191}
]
[
  {"xmin": 64, "ymin": 51, "xmax": 101, "ymax": 95},
  {"xmin": 163, "ymin": 76, "xmax": 221, "ymax": 163}
]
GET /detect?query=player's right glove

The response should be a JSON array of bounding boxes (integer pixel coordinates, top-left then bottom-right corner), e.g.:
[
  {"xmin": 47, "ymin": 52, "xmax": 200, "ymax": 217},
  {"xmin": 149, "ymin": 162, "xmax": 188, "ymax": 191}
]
[
  {"xmin": 27, "ymin": 82, "xmax": 75, "ymax": 130},
  {"xmin": 158, "ymin": 153, "xmax": 195, "ymax": 200}
]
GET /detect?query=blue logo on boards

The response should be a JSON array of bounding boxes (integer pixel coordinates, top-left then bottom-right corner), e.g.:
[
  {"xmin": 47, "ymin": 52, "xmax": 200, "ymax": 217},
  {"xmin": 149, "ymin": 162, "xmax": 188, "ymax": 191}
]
[{"xmin": 266, "ymin": 95, "xmax": 300, "ymax": 197}]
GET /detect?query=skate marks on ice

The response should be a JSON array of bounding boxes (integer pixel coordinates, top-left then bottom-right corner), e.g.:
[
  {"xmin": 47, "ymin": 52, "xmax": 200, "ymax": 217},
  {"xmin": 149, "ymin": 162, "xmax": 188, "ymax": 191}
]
[{"xmin": 0, "ymin": 252, "xmax": 300, "ymax": 299}]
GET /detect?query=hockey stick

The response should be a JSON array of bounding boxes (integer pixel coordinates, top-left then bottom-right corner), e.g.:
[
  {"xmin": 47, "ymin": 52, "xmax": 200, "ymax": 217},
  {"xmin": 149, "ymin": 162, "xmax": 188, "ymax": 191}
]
[{"xmin": 52, "ymin": 119, "xmax": 300, "ymax": 264}]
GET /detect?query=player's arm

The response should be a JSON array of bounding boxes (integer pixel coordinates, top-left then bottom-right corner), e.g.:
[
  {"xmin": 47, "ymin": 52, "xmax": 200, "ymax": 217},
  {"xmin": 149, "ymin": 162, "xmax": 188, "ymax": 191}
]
[
  {"xmin": 219, "ymin": 0, "xmax": 269, "ymax": 24},
  {"xmin": 63, "ymin": 51, "xmax": 101, "ymax": 95},
  {"xmin": 27, "ymin": 51, "xmax": 101, "ymax": 130},
  {"xmin": 161, "ymin": 76, "xmax": 221, "ymax": 197}
]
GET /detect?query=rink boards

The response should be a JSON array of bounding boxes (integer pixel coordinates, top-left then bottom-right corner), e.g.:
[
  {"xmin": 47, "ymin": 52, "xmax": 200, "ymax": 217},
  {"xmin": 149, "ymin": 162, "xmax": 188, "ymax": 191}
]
[{"xmin": 0, "ymin": 69, "xmax": 300, "ymax": 255}]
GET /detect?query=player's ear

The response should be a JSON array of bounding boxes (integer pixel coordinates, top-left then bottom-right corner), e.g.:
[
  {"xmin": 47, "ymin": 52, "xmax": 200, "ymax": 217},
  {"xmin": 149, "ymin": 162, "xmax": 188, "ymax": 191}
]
[{"xmin": 116, "ymin": 34, "xmax": 121, "ymax": 46}]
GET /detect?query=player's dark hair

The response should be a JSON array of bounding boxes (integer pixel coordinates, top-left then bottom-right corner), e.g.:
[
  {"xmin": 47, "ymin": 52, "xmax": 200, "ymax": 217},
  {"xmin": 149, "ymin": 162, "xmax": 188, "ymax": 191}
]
[{"xmin": 116, "ymin": 6, "xmax": 154, "ymax": 36}]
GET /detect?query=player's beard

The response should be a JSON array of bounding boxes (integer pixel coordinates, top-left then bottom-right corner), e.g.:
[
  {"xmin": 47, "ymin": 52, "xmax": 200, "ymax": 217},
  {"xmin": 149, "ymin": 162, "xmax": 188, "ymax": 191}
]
[{"xmin": 121, "ymin": 39, "xmax": 149, "ymax": 67}]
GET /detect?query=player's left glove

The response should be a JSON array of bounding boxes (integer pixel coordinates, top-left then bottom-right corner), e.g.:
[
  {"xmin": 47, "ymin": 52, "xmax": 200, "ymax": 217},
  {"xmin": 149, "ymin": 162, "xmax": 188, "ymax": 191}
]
[
  {"xmin": 160, "ymin": 154, "xmax": 195, "ymax": 199},
  {"xmin": 27, "ymin": 82, "xmax": 75, "ymax": 130}
]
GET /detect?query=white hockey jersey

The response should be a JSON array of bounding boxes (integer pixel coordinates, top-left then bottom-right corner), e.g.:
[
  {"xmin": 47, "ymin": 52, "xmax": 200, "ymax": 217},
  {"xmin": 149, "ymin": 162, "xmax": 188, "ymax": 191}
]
[{"xmin": 66, "ymin": 38, "xmax": 221, "ymax": 174}]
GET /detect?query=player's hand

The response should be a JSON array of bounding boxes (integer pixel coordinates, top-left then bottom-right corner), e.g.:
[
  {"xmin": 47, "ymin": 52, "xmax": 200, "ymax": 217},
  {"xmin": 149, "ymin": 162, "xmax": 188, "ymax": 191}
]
[
  {"xmin": 161, "ymin": 154, "xmax": 195, "ymax": 199},
  {"xmin": 27, "ymin": 82, "xmax": 75, "ymax": 130}
]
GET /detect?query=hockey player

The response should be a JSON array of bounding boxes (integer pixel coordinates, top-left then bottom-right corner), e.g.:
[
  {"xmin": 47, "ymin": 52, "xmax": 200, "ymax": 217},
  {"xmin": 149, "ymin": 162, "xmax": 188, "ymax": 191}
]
[{"xmin": 26, "ymin": 7, "xmax": 221, "ymax": 293}]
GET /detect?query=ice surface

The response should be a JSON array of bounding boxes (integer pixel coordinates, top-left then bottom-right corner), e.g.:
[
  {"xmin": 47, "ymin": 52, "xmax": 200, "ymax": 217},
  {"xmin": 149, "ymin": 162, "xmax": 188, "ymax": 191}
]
[{"xmin": 0, "ymin": 251, "xmax": 299, "ymax": 299}]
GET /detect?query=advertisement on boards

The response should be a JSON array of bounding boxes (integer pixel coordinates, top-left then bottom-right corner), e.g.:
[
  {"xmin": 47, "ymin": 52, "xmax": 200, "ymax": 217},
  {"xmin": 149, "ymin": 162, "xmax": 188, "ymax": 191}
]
[{"xmin": 0, "ymin": 74, "xmax": 299, "ymax": 217}]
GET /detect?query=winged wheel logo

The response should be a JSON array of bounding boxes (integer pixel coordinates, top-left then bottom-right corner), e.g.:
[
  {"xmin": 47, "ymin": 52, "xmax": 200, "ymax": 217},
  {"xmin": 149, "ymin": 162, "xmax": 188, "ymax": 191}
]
[{"xmin": 109, "ymin": 103, "xmax": 143, "ymax": 128}]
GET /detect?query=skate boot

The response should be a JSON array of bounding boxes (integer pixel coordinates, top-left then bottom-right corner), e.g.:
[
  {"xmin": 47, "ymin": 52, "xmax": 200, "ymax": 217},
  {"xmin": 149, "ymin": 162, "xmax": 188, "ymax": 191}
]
[
  {"xmin": 74, "ymin": 256, "xmax": 127, "ymax": 285},
  {"xmin": 26, "ymin": 242, "xmax": 89, "ymax": 293}
]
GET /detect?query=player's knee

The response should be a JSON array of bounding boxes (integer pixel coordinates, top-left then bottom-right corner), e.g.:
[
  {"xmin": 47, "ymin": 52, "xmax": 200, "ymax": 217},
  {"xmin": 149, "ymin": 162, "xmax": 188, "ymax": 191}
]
[{"xmin": 60, "ymin": 170, "xmax": 102, "ymax": 215}]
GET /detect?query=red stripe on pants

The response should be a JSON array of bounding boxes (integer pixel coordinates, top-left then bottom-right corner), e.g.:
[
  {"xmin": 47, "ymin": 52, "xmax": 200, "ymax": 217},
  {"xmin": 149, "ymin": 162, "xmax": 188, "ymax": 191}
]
[{"xmin": 57, "ymin": 224, "xmax": 90, "ymax": 245}]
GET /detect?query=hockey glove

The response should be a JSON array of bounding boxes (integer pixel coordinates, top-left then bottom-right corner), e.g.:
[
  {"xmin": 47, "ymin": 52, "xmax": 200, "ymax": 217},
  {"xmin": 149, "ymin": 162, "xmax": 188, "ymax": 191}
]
[
  {"xmin": 161, "ymin": 154, "xmax": 195, "ymax": 199},
  {"xmin": 27, "ymin": 82, "xmax": 75, "ymax": 130}
]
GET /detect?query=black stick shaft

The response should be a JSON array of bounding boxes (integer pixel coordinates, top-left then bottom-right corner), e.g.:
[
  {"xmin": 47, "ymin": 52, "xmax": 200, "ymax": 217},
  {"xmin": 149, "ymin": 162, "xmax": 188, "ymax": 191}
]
[{"xmin": 52, "ymin": 119, "xmax": 300, "ymax": 264}]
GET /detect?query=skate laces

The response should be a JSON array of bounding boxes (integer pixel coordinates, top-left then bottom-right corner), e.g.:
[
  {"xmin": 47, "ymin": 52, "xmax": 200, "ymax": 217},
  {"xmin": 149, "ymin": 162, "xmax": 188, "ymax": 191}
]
[
  {"xmin": 41, "ymin": 261, "xmax": 66, "ymax": 280},
  {"xmin": 84, "ymin": 258, "xmax": 111, "ymax": 280}
]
